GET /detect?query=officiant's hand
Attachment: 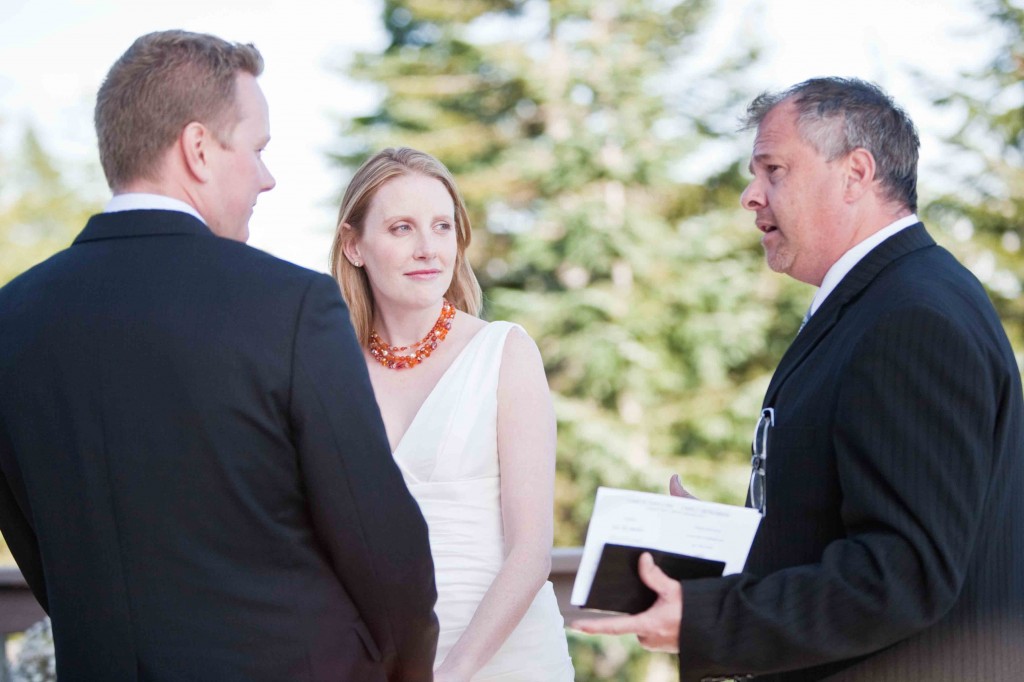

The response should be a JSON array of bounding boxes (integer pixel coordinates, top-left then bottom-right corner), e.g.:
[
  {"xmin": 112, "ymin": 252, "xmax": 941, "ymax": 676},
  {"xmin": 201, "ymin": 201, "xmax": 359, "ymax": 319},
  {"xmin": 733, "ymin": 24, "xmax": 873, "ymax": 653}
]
[
  {"xmin": 570, "ymin": 552, "xmax": 682, "ymax": 653},
  {"xmin": 669, "ymin": 473, "xmax": 697, "ymax": 499}
]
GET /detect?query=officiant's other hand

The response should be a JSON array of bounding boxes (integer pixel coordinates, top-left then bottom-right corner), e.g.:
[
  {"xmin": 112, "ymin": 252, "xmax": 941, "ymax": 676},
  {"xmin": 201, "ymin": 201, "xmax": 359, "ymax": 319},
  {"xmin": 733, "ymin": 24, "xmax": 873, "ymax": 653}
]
[
  {"xmin": 570, "ymin": 552, "xmax": 682, "ymax": 653},
  {"xmin": 669, "ymin": 473, "xmax": 697, "ymax": 499}
]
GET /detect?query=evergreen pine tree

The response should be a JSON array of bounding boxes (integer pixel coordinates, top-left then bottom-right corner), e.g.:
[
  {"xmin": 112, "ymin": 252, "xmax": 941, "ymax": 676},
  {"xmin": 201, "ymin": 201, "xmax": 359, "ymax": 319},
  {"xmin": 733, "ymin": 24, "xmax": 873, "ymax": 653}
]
[
  {"xmin": 924, "ymin": 0, "xmax": 1024, "ymax": 361},
  {"xmin": 334, "ymin": 5, "xmax": 810, "ymax": 674},
  {"xmin": 0, "ymin": 126, "xmax": 100, "ymax": 286},
  {"xmin": 336, "ymin": 0, "xmax": 805, "ymax": 541}
]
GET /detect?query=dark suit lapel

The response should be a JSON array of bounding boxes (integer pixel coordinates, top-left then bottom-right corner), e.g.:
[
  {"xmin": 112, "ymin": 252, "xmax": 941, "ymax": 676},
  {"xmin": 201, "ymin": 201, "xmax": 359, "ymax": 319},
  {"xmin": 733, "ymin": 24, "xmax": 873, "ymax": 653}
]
[{"xmin": 762, "ymin": 224, "xmax": 935, "ymax": 407}]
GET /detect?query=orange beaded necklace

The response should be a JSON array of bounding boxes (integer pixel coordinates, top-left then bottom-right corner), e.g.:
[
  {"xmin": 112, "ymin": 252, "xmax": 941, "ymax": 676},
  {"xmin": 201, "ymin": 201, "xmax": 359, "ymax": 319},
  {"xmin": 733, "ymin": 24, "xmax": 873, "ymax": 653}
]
[{"xmin": 369, "ymin": 300, "xmax": 456, "ymax": 370}]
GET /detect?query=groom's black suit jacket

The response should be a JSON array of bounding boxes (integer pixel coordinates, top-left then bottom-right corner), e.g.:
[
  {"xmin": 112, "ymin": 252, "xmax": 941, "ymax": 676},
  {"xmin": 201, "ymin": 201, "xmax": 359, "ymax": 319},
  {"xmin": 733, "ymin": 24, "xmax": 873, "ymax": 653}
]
[
  {"xmin": 679, "ymin": 225, "xmax": 1024, "ymax": 681},
  {"xmin": 0, "ymin": 210, "xmax": 438, "ymax": 681}
]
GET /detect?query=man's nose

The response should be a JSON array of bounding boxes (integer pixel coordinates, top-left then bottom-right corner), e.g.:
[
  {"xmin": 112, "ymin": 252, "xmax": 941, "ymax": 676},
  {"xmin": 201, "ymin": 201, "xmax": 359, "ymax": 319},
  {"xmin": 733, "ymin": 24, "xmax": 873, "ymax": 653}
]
[
  {"xmin": 261, "ymin": 164, "xmax": 276, "ymax": 193},
  {"xmin": 740, "ymin": 178, "xmax": 764, "ymax": 211}
]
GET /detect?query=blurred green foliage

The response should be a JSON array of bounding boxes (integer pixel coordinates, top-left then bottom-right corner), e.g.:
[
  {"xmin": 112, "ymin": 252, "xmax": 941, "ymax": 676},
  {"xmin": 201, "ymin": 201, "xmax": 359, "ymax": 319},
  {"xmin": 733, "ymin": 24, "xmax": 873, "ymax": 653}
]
[
  {"xmin": 0, "ymin": 1, "xmax": 1021, "ymax": 677},
  {"xmin": 334, "ymin": 0, "xmax": 1024, "ymax": 678},
  {"xmin": 333, "ymin": 0, "xmax": 797, "ymax": 540},
  {"xmin": 921, "ymin": 0, "xmax": 1024, "ymax": 365},
  {"xmin": 0, "ymin": 127, "xmax": 99, "ymax": 286},
  {"xmin": 334, "ymin": 0, "xmax": 804, "ymax": 677},
  {"xmin": 0, "ymin": 126, "xmax": 101, "ymax": 565}
]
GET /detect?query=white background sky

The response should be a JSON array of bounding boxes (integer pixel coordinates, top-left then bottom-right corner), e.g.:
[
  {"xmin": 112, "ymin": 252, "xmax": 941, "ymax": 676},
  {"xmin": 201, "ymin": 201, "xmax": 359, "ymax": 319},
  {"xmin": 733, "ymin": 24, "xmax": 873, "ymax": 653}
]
[{"xmin": 0, "ymin": 0, "xmax": 993, "ymax": 272}]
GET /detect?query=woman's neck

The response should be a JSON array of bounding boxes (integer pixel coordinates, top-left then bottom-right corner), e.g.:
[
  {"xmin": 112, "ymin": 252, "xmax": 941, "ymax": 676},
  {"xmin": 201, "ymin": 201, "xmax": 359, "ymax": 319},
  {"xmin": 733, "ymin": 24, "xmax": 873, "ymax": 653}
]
[{"xmin": 372, "ymin": 299, "xmax": 448, "ymax": 349}]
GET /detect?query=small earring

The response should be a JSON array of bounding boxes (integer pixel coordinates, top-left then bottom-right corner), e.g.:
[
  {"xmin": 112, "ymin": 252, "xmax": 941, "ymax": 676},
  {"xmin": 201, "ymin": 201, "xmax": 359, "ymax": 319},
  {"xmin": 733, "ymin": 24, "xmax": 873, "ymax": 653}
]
[{"xmin": 351, "ymin": 259, "xmax": 362, "ymax": 267}]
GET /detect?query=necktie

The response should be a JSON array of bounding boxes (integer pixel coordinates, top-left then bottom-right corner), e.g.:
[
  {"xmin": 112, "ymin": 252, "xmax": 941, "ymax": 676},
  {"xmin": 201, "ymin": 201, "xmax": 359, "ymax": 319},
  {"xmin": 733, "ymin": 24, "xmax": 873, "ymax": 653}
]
[{"xmin": 797, "ymin": 309, "xmax": 811, "ymax": 334}]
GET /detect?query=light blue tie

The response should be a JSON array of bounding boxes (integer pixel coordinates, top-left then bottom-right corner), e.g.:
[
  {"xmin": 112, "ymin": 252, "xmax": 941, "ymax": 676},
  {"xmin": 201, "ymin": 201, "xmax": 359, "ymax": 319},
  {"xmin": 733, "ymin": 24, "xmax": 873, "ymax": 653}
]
[{"xmin": 797, "ymin": 308, "xmax": 811, "ymax": 334}]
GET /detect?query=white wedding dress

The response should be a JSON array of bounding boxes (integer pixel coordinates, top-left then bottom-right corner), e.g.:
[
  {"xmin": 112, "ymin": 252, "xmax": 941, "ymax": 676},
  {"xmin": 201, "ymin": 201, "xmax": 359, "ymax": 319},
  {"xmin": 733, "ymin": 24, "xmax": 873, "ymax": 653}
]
[{"xmin": 393, "ymin": 321, "xmax": 575, "ymax": 681}]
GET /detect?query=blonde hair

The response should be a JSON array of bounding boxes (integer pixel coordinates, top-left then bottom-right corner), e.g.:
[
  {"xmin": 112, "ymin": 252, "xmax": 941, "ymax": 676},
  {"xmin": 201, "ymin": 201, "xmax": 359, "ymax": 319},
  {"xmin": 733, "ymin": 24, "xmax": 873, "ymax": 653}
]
[
  {"xmin": 329, "ymin": 147, "xmax": 483, "ymax": 344},
  {"xmin": 95, "ymin": 30, "xmax": 263, "ymax": 190}
]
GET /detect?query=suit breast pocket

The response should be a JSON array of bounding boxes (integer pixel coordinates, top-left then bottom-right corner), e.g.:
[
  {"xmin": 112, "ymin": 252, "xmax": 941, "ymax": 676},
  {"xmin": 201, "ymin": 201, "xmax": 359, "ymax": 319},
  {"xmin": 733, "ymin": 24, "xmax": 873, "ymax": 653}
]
[
  {"xmin": 767, "ymin": 423, "xmax": 840, "ymax": 517},
  {"xmin": 754, "ymin": 422, "xmax": 847, "ymax": 568}
]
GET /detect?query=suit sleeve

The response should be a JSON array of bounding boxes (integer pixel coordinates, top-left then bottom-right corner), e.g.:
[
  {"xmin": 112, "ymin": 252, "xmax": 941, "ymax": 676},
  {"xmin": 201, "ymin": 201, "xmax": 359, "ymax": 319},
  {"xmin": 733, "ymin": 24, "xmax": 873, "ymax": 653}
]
[
  {"xmin": 678, "ymin": 305, "xmax": 1001, "ymax": 680},
  {"xmin": 287, "ymin": 274, "xmax": 438, "ymax": 681}
]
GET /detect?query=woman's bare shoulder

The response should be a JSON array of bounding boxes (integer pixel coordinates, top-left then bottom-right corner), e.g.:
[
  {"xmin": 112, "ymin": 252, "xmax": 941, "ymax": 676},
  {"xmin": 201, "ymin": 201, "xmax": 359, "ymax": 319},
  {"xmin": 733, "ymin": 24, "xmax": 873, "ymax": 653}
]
[{"xmin": 496, "ymin": 322, "xmax": 544, "ymax": 376}]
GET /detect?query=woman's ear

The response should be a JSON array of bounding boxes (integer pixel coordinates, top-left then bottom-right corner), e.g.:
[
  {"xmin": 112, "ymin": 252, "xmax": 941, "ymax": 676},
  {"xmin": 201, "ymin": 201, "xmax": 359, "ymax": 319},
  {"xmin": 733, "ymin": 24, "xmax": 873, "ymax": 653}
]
[
  {"xmin": 181, "ymin": 122, "xmax": 212, "ymax": 183},
  {"xmin": 340, "ymin": 223, "xmax": 363, "ymax": 266}
]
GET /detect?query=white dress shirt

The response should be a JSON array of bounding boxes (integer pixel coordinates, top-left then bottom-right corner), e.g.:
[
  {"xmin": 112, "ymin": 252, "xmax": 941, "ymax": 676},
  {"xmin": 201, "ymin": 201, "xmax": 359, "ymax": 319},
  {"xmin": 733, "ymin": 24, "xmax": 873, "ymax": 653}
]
[
  {"xmin": 104, "ymin": 193, "xmax": 206, "ymax": 225},
  {"xmin": 808, "ymin": 213, "xmax": 920, "ymax": 317}
]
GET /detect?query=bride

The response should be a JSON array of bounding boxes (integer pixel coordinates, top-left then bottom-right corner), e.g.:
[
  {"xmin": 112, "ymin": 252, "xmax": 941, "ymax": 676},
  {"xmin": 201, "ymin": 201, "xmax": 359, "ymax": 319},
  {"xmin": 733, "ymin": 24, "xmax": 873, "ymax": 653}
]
[{"xmin": 330, "ymin": 147, "xmax": 574, "ymax": 681}]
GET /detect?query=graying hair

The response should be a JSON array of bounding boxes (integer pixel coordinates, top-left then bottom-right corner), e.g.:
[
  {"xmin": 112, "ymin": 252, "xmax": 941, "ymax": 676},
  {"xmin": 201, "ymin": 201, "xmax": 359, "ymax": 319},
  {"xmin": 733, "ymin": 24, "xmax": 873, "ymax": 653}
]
[{"xmin": 742, "ymin": 77, "xmax": 919, "ymax": 211}]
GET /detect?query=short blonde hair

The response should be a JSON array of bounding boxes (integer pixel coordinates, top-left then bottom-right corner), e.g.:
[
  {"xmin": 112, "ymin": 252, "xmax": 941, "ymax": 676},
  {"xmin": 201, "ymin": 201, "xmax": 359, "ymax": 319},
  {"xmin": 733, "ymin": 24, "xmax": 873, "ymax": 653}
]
[
  {"xmin": 94, "ymin": 30, "xmax": 263, "ymax": 190},
  {"xmin": 329, "ymin": 147, "xmax": 483, "ymax": 345}
]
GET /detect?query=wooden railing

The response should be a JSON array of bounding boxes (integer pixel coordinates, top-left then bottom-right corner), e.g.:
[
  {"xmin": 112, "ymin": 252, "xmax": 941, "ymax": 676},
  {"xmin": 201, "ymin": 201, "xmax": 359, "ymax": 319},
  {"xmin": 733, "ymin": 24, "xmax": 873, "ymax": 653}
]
[
  {"xmin": 550, "ymin": 546, "xmax": 584, "ymax": 618},
  {"xmin": 1, "ymin": 549, "xmax": 585, "ymax": 674},
  {"xmin": 0, "ymin": 567, "xmax": 45, "ymax": 637}
]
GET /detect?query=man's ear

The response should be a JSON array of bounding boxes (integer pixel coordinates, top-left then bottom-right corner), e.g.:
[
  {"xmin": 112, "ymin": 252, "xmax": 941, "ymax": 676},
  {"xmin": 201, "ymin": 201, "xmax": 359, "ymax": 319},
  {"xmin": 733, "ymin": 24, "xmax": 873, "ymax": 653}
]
[
  {"xmin": 181, "ymin": 122, "xmax": 212, "ymax": 183},
  {"xmin": 844, "ymin": 147, "xmax": 876, "ymax": 202}
]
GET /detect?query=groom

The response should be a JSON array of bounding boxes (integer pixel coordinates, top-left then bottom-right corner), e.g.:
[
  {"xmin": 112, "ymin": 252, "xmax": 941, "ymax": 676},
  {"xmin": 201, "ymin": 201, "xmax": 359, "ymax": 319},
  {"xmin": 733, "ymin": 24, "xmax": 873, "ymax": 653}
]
[{"xmin": 0, "ymin": 30, "xmax": 437, "ymax": 681}]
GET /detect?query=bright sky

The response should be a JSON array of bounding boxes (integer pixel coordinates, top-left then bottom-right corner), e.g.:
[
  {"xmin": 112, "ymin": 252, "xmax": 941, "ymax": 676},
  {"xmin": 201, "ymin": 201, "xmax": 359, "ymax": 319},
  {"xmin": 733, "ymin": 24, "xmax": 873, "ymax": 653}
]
[{"xmin": 0, "ymin": 0, "xmax": 992, "ymax": 272}]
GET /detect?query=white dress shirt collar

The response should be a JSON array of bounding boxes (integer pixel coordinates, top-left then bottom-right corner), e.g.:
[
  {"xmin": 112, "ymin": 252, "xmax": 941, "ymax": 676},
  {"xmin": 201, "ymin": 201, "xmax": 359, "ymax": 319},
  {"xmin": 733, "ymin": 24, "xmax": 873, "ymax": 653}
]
[
  {"xmin": 104, "ymin": 193, "xmax": 206, "ymax": 225},
  {"xmin": 808, "ymin": 213, "xmax": 920, "ymax": 316}
]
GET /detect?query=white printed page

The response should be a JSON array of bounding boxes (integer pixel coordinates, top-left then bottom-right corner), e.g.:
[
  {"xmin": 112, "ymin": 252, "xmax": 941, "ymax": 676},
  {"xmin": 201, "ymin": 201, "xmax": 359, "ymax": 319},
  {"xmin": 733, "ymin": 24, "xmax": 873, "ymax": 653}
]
[{"xmin": 571, "ymin": 486, "xmax": 762, "ymax": 606}]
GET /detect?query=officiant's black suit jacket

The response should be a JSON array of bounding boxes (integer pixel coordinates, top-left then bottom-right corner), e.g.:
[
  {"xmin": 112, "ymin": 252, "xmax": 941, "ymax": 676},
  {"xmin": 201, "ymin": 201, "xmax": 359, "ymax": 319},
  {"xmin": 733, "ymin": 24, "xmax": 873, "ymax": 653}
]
[
  {"xmin": 679, "ymin": 224, "xmax": 1024, "ymax": 681},
  {"xmin": 0, "ymin": 210, "xmax": 438, "ymax": 681}
]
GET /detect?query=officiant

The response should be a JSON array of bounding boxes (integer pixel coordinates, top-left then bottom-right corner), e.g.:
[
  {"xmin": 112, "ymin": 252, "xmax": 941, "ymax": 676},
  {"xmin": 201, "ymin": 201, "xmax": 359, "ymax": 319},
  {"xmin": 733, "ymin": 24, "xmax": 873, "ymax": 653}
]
[{"xmin": 573, "ymin": 77, "xmax": 1024, "ymax": 681}]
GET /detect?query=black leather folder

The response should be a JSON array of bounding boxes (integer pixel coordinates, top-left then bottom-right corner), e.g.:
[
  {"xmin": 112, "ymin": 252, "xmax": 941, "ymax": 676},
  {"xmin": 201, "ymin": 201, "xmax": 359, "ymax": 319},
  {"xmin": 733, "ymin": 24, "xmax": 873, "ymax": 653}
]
[{"xmin": 582, "ymin": 543, "xmax": 726, "ymax": 614}]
